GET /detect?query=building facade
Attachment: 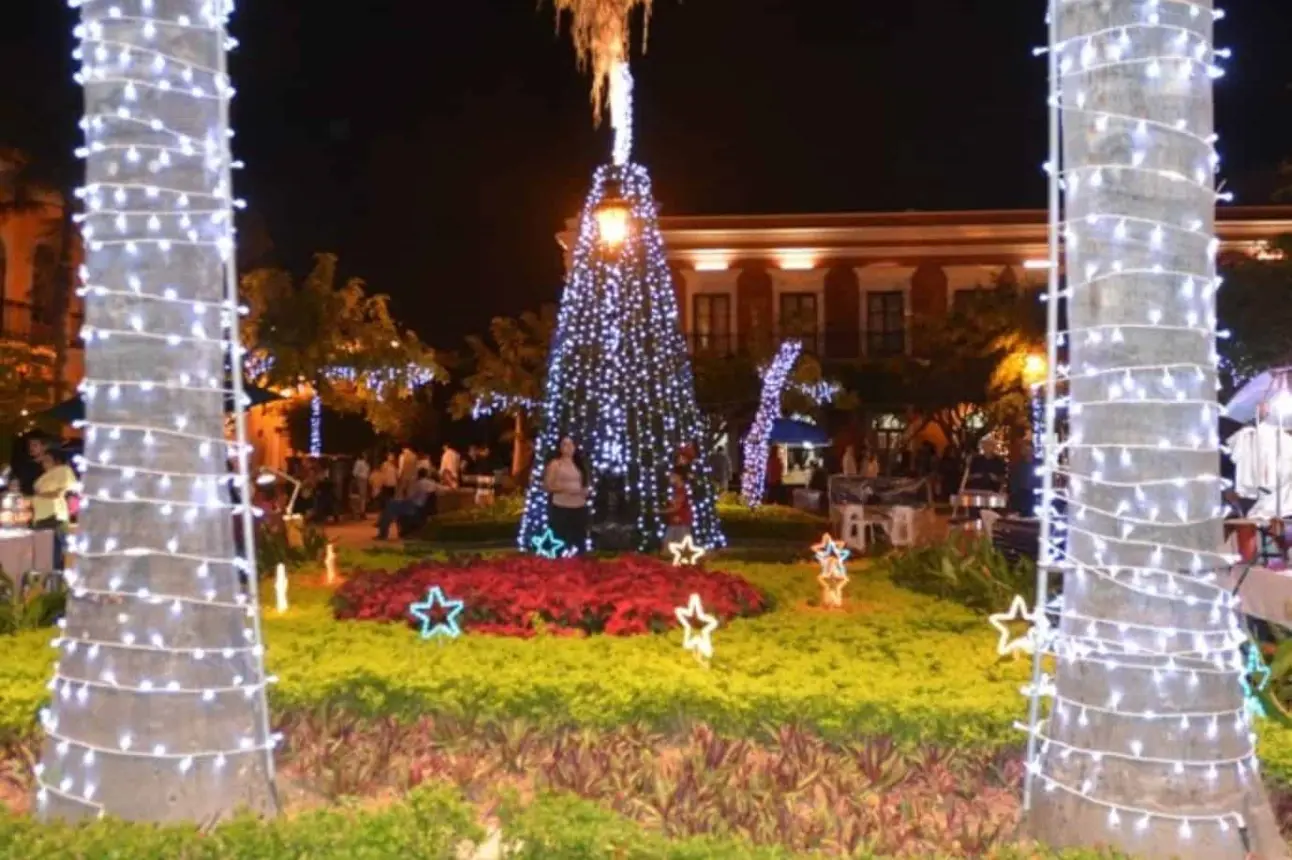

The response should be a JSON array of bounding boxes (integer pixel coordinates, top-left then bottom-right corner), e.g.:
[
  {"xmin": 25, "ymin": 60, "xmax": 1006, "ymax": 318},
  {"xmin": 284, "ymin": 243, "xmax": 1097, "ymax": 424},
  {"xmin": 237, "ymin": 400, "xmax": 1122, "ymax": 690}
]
[
  {"xmin": 0, "ymin": 165, "xmax": 84, "ymax": 397},
  {"xmin": 562, "ymin": 206, "xmax": 1292, "ymax": 364}
]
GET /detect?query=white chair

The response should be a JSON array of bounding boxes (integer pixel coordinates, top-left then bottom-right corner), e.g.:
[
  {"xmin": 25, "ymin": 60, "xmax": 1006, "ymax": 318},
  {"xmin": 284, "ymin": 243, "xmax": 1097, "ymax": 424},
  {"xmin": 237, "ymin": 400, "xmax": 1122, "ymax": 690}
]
[
  {"xmin": 840, "ymin": 504, "xmax": 868, "ymax": 551},
  {"xmin": 888, "ymin": 506, "xmax": 916, "ymax": 547}
]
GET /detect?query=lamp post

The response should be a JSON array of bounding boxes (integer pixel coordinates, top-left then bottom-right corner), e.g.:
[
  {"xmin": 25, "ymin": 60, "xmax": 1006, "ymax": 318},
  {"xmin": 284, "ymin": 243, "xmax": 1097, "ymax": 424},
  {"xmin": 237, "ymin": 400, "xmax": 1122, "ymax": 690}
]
[{"xmin": 594, "ymin": 178, "xmax": 632, "ymax": 249}]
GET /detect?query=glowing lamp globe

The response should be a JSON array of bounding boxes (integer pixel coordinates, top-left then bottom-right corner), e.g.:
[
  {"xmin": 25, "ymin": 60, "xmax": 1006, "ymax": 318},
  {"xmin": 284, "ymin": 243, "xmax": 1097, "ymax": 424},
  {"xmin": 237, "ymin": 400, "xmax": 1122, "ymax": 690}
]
[{"xmin": 595, "ymin": 181, "xmax": 632, "ymax": 249}]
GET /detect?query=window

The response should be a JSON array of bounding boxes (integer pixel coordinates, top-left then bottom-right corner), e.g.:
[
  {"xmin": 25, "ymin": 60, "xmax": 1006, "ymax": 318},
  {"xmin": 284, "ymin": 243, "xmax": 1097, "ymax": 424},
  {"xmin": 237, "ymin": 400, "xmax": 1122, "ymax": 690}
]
[
  {"xmin": 779, "ymin": 292, "xmax": 818, "ymax": 340},
  {"xmin": 874, "ymin": 413, "xmax": 907, "ymax": 451},
  {"xmin": 692, "ymin": 293, "xmax": 732, "ymax": 354},
  {"xmin": 866, "ymin": 291, "xmax": 905, "ymax": 356},
  {"xmin": 31, "ymin": 245, "xmax": 59, "ymax": 328}
]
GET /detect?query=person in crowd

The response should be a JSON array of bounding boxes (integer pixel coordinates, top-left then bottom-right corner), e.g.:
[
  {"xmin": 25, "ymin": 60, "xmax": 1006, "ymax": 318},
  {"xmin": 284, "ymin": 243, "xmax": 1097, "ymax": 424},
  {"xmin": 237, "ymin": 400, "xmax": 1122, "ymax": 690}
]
[
  {"xmin": 708, "ymin": 444, "xmax": 731, "ymax": 494},
  {"xmin": 440, "ymin": 443, "xmax": 462, "ymax": 490},
  {"xmin": 543, "ymin": 436, "xmax": 590, "ymax": 551},
  {"xmin": 16, "ymin": 434, "xmax": 53, "ymax": 496},
  {"xmin": 351, "ymin": 453, "xmax": 371, "ymax": 518},
  {"xmin": 465, "ymin": 443, "xmax": 495, "ymax": 504},
  {"xmin": 964, "ymin": 439, "xmax": 1007, "ymax": 493},
  {"xmin": 662, "ymin": 469, "xmax": 693, "ymax": 547},
  {"xmin": 376, "ymin": 467, "xmax": 441, "ymax": 540},
  {"xmin": 841, "ymin": 444, "xmax": 858, "ymax": 477},
  {"xmin": 30, "ymin": 445, "xmax": 78, "ymax": 571},
  {"xmin": 395, "ymin": 444, "xmax": 418, "ymax": 500},
  {"xmin": 415, "ymin": 448, "xmax": 434, "ymax": 476},
  {"xmin": 861, "ymin": 448, "xmax": 880, "ymax": 479},
  {"xmin": 765, "ymin": 446, "xmax": 783, "ymax": 504},
  {"xmin": 294, "ymin": 462, "xmax": 318, "ymax": 517},
  {"xmin": 373, "ymin": 451, "xmax": 399, "ymax": 509}
]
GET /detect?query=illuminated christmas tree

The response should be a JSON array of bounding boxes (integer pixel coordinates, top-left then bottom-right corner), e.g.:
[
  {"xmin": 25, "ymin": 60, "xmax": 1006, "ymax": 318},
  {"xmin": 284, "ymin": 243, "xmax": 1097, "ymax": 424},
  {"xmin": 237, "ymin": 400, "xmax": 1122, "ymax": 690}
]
[{"xmin": 518, "ymin": 161, "xmax": 725, "ymax": 552}]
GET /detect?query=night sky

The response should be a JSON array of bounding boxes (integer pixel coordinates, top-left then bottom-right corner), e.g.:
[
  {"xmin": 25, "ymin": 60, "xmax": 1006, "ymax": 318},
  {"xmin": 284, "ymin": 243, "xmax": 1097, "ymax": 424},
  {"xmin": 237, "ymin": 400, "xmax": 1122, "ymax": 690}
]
[{"xmin": 2, "ymin": 0, "xmax": 1290, "ymax": 347}]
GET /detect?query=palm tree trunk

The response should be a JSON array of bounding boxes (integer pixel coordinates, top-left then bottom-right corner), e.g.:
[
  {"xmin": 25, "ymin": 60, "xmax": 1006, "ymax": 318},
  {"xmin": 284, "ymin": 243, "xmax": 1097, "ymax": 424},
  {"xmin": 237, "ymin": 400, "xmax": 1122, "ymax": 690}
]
[
  {"xmin": 1027, "ymin": 2, "xmax": 1284, "ymax": 856},
  {"xmin": 512, "ymin": 409, "xmax": 526, "ymax": 478},
  {"xmin": 36, "ymin": 2, "xmax": 278, "ymax": 822}
]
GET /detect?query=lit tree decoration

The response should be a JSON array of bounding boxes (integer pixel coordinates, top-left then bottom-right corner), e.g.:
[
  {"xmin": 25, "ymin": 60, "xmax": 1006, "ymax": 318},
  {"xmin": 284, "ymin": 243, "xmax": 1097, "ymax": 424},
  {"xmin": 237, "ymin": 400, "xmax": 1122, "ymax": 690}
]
[
  {"xmin": 1022, "ymin": 0, "xmax": 1284, "ymax": 853},
  {"xmin": 37, "ymin": 0, "xmax": 278, "ymax": 821},
  {"xmin": 519, "ymin": 3, "xmax": 722, "ymax": 553},
  {"xmin": 741, "ymin": 341, "xmax": 802, "ymax": 508}
]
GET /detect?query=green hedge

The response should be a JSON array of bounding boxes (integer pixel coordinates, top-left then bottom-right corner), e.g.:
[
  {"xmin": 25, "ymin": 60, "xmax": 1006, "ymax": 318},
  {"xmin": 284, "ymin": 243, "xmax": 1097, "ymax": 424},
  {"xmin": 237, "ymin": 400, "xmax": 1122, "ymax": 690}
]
[
  {"xmin": 420, "ymin": 495, "xmax": 827, "ymax": 546},
  {"xmin": 0, "ymin": 784, "xmax": 1129, "ymax": 859}
]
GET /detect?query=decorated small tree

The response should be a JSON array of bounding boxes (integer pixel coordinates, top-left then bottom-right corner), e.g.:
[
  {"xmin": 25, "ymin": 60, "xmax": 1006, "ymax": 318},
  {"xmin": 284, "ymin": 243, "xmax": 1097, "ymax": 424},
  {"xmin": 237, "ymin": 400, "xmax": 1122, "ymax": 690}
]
[{"xmin": 519, "ymin": 0, "xmax": 723, "ymax": 551}]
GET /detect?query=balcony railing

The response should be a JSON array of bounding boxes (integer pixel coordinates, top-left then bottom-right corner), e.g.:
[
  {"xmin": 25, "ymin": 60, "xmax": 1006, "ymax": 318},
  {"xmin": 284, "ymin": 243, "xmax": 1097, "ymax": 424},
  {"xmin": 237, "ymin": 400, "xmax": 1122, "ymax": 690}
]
[{"xmin": 685, "ymin": 329, "xmax": 904, "ymax": 362}]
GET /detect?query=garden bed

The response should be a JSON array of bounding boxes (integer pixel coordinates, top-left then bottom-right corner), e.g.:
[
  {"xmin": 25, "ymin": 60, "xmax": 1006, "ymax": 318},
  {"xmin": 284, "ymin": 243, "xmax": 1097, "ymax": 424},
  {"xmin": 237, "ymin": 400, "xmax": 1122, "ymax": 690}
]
[{"xmin": 333, "ymin": 554, "xmax": 770, "ymax": 636}]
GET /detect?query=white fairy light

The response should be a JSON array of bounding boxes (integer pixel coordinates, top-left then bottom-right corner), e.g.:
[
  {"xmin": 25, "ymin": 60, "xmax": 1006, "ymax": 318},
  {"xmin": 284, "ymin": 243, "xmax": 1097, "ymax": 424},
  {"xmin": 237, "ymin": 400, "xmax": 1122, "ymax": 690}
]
[
  {"xmin": 38, "ymin": 0, "xmax": 276, "ymax": 822},
  {"xmin": 1017, "ymin": 0, "xmax": 1275, "ymax": 852}
]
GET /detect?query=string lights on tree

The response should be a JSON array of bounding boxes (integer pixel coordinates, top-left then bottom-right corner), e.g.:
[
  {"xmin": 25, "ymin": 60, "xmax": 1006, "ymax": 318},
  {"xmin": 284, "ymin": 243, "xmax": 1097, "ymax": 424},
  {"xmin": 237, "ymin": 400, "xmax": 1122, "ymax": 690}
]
[
  {"xmin": 741, "ymin": 341, "xmax": 802, "ymax": 508},
  {"xmin": 520, "ymin": 1, "xmax": 723, "ymax": 552},
  {"xmin": 38, "ymin": 0, "xmax": 278, "ymax": 823},
  {"xmin": 1019, "ymin": 1, "xmax": 1285, "ymax": 855}
]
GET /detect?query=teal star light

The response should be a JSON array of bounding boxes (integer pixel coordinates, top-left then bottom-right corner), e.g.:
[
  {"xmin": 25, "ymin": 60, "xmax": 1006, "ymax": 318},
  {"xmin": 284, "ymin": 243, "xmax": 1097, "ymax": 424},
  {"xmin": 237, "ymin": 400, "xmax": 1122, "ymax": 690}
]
[
  {"xmin": 812, "ymin": 533, "xmax": 851, "ymax": 567},
  {"xmin": 409, "ymin": 586, "xmax": 465, "ymax": 640},
  {"xmin": 531, "ymin": 528, "xmax": 566, "ymax": 559},
  {"xmin": 1241, "ymin": 644, "xmax": 1272, "ymax": 719}
]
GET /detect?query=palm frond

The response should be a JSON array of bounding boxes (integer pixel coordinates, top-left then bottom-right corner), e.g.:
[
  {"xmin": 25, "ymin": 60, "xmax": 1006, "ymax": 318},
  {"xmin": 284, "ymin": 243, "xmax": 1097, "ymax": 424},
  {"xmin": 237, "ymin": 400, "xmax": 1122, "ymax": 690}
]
[{"xmin": 547, "ymin": 0, "xmax": 654, "ymax": 124}]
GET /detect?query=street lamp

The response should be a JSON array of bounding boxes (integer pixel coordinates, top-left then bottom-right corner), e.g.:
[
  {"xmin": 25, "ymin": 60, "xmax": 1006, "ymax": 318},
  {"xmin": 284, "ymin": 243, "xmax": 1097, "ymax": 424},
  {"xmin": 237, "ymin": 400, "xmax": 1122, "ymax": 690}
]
[
  {"xmin": 595, "ymin": 179, "xmax": 631, "ymax": 249},
  {"xmin": 1022, "ymin": 352, "xmax": 1048, "ymax": 387}
]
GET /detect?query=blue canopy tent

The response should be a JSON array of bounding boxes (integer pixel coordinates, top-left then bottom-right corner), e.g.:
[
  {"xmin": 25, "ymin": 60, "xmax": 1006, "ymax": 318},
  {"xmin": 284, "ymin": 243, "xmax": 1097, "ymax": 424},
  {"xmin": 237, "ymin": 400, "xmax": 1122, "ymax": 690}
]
[{"xmin": 768, "ymin": 418, "xmax": 830, "ymax": 447}]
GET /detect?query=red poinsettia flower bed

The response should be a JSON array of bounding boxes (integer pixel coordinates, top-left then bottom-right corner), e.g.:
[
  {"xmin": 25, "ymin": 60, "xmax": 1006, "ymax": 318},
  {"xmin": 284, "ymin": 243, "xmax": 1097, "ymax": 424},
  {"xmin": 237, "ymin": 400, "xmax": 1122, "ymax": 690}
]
[{"xmin": 332, "ymin": 554, "xmax": 769, "ymax": 637}]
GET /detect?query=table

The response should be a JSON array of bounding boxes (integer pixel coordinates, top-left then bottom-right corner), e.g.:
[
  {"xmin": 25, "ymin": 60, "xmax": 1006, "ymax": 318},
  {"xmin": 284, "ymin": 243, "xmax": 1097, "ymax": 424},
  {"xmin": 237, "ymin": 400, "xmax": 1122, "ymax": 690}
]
[{"xmin": 1226, "ymin": 564, "xmax": 1292, "ymax": 627}]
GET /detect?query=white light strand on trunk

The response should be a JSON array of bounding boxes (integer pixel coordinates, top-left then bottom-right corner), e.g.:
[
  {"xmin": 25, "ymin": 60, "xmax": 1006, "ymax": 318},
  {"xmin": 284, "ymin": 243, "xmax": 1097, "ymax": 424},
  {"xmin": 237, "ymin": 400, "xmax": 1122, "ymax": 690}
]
[
  {"xmin": 609, "ymin": 58, "xmax": 633, "ymax": 166},
  {"xmin": 1018, "ymin": 0, "xmax": 1270, "ymax": 852},
  {"xmin": 740, "ymin": 341, "xmax": 801, "ymax": 507},
  {"xmin": 38, "ymin": 0, "xmax": 277, "ymax": 822}
]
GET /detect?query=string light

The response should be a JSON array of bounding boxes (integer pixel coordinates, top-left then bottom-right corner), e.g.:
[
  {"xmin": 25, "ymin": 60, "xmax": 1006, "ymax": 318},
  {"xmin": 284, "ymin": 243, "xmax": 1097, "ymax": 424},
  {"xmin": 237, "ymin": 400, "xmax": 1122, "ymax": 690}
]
[
  {"xmin": 517, "ymin": 161, "xmax": 725, "ymax": 553},
  {"xmin": 668, "ymin": 534, "xmax": 705, "ymax": 566},
  {"xmin": 530, "ymin": 528, "xmax": 566, "ymax": 559},
  {"xmin": 38, "ymin": 0, "xmax": 277, "ymax": 821},
  {"xmin": 1019, "ymin": 1, "xmax": 1273, "ymax": 851},
  {"xmin": 408, "ymin": 586, "xmax": 465, "ymax": 640},
  {"xmin": 811, "ymin": 534, "xmax": 850, "ymax": 608},
  {"xmin": 740, "ymin": 341, "xmax": 802, "ymax": 507}
]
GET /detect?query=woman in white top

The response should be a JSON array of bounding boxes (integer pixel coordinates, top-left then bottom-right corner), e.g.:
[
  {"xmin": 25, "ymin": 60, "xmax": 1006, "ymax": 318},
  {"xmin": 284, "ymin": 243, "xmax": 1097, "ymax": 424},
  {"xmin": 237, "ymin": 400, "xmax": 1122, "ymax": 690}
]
[
  {"xmin": 31, "ymin": 448, "xmax": 77, "ymax": 571},
  {"xmin": 543, "ymin": 436, "xmax": 590, "ymax": 552}
]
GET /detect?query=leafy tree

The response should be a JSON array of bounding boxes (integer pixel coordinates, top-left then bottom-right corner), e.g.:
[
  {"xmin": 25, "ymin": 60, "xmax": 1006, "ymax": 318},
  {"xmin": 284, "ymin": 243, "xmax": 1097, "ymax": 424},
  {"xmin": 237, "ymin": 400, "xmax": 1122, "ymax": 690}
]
[
  {"xmin": 0, "ymin": 339, "xmax": 57, "ymax": 442},
  {"xmin": 449, "ymin": 309, "xmax": 555, "ymax": 475},
  {"xmin": 241, "ymin": 253, "xmax": 444, "ymax": 447}
]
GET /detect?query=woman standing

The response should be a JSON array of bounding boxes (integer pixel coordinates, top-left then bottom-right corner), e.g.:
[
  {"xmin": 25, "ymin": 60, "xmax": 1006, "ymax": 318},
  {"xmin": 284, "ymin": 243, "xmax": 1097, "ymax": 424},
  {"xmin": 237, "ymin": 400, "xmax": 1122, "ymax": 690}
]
[
  {"xmin": 543, "ymin": 437, "xmax": 590, "ymax": 551},
  {"xmin": 31, "ymin": 447, "xmax": 77, "ymax": 571}
]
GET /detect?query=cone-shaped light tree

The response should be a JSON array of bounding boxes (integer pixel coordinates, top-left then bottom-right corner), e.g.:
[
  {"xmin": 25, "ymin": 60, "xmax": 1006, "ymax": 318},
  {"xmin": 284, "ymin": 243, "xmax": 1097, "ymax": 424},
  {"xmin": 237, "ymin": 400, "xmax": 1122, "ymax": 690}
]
[
  {"xmin": 35, "ymin": 0, "xmax": 278, "ymax": 822},
  {"xmin": 519, "ymin": 1, "xmax": 724, "ymax": 551},
  {"xmin": 1025, "ymin": 1, "xmax": 1285, "ymax": 856}
]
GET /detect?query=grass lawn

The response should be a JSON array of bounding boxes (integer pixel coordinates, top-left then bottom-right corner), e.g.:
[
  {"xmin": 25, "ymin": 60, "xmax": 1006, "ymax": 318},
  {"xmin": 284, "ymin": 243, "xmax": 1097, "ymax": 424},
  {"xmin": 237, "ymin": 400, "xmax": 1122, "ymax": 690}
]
[{"xmin": 2, "ymin": 539, "xmax": 1289, "ymax": 858}]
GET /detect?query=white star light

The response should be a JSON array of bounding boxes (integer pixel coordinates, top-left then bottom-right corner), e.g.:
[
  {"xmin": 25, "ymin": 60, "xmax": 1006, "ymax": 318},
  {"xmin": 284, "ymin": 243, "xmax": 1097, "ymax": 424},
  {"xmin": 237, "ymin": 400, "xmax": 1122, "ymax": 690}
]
[
  {"xmin": 674, "ymin": 593, "xmax": 719, "ymax": 660},
  {"xmin": 668, "ymin": 534, "xmax": 705, "ymax": 566},
  {"xmin": 989, "ymin": 595, "xmax": 1049, "ymax": 657}
]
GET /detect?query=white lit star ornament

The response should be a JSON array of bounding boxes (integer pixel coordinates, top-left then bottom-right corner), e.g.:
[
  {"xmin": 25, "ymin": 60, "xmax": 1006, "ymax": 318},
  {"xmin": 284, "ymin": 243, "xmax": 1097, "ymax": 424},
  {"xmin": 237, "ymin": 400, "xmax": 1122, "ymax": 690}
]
[
  {"xmin": 989, "ymin": 595, "xmax": 1049, "ymax": 657},
  {"xmin": 669, "ymin": 534, "xmax": 705, "ymax": 566},
  {"xmin": 674, "ymin": 593, "xmax": 719, "ymax": 661}
]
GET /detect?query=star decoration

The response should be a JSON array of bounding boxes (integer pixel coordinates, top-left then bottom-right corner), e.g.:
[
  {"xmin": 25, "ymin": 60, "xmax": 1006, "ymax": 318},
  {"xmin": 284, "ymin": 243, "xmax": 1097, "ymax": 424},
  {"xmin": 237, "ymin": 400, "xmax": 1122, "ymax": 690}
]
[
  {"xmin": 409, "ymin": 586, "xmax": 465, "ymax": 640},
  {"xmin": 669, "ymin": 534, "xmax": 706, "ymax": 566},
  {"xmin": 674, "ymin": 593, "xmax": 719, "ymax": 661},
  {"xmin": 988, "ymin": 595, "xmax": 1048, "ymax": 657},
  {"xmin": 818, "ymin": 558, "xmax": 849, "ymax": 608},
  {"xmin": 531, "ymin": 528, "xmax": 566, "ymax": 559},
  {"xmin": 1241, "ymin": 644, "xmax": 1272, "ymax": 719},
  {"xmin": 812, "ymin": 533, "xmax": 851, "ymax": 567}
]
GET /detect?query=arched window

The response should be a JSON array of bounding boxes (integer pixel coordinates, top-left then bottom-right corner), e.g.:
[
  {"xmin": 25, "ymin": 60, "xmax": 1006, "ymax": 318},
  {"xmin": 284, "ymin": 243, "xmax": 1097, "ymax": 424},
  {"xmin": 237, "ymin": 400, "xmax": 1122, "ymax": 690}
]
[{"xmin": 31, "ymin": 244, "xmax": 58, "ymax": 329}]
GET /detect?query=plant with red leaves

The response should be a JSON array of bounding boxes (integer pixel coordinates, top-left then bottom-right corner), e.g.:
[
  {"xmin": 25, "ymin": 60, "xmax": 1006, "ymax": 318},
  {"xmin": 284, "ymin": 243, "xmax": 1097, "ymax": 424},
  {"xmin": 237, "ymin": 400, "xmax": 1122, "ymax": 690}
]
[{"xmin": 332, "ymin": 554, "xmax": 769, "ymax": 637}]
